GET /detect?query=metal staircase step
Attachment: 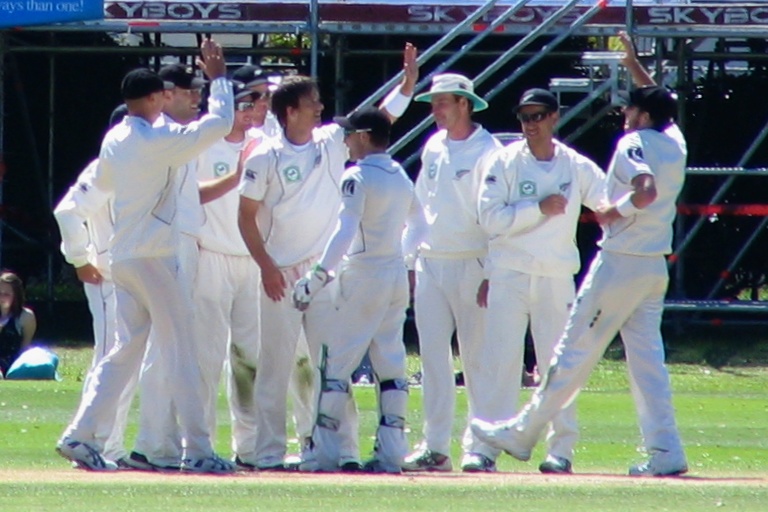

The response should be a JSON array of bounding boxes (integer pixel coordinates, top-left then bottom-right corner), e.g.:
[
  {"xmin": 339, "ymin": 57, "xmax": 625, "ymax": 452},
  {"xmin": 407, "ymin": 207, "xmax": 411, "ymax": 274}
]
[{"xmin": 549, "ymin": 77, "xmax": 594, "ymax": 93}]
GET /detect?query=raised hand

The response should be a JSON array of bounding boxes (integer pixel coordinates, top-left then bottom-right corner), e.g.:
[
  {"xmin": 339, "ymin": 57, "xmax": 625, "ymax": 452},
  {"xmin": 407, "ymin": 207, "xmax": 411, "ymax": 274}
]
[
  {"xmin": 401, "ymin": 42, "xmax": 419, "ymax": 96},
  {"xmin": 197, "ymin": 38, "xmax": 227, "ymax": 81},
  {"xmin": 618, "ymin": 30, "xmax": 637, "ymax": 67}
]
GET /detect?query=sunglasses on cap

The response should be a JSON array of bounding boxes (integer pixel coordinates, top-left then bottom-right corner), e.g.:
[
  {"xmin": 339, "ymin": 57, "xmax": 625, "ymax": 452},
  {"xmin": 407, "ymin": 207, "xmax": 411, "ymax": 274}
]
[
  {"xmin": 343, "ymin": 128, "xmax": 372, "ymax": 137},
  {"xmin": 236, "ymin": 102, "xmax": 256, "ymax": 112},
  {"xmin": 516, "ymin": 111, "xmax": 552, "ymax": 124},
  {"xmin": 251, "ymin": 90, "xmax": 273, "ymax": 101}
]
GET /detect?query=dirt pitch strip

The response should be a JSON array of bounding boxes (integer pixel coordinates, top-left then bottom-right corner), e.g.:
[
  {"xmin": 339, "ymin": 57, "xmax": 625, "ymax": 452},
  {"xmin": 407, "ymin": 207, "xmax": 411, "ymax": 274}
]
[{"xmin": 1, "ymin": 469, "xmax": 765, "ymax": 487}]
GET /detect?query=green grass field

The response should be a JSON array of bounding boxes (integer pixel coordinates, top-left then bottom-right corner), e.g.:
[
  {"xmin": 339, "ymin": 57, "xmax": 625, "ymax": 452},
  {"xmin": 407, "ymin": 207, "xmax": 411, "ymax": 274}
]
[{"xmin": 1, "ymin": 346, "xmax": 767, "ymax": 511}]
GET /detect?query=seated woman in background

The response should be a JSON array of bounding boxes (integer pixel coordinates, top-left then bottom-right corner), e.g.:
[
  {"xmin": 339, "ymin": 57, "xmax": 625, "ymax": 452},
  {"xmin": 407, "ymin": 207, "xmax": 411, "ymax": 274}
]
[{"xmin": 0, "ymin": 271, "xmax": 37, "ymax": 377}]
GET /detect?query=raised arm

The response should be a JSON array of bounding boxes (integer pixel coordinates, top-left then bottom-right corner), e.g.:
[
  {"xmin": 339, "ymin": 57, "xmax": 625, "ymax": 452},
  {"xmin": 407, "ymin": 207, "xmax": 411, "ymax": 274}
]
[
  {"xmin": 619, "ymin": 30, "xmax": 656, "ymax": 88},
  {"xmin": 380, "ymin": 42, "xmax": 419, "ymax": 123}
]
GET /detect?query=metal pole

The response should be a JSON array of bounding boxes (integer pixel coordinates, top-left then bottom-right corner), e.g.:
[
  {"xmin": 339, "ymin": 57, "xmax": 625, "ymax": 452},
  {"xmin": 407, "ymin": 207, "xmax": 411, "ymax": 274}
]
[
  {"xmin": 625, "ymin": 0, "xmax": 634, "ymax": 32},
  {"xmin": 309, "ymin": 0, "xmax": 319, "ymax": 78},
  {"xmin": 0, "ymin": 32, "xmax": 5, "ymax": 269},
  {"xmin": 47, "ymin": 49, "xmax": 55, "ymax": 302},
  {"xmin": 334, "ymin": 35, "xmax": 345, "ymax": 115}
]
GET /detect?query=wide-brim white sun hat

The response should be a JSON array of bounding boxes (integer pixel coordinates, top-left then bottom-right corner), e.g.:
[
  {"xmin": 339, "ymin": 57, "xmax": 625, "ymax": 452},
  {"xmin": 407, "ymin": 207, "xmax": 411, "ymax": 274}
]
[{"xmin": 414, "ymin": 73, "xmax": 489, "ymax": 112}]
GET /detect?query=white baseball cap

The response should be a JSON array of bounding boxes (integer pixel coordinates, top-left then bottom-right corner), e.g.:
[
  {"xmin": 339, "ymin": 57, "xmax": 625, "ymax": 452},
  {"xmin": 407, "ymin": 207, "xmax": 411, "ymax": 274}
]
[{"xmin": 414, "ymin": 73, "xmax": 488, "ymax": 112}]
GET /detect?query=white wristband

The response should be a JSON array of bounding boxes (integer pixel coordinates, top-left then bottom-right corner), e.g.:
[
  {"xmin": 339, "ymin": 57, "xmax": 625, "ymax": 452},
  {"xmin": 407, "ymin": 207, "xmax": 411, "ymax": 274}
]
[
  {"xmin": 615, "ymin": 192, "xmax": 641, "ymax": 217},
  {"xmin": 381, "ymin": 85, "xmax": 412, "ymax": 118}
]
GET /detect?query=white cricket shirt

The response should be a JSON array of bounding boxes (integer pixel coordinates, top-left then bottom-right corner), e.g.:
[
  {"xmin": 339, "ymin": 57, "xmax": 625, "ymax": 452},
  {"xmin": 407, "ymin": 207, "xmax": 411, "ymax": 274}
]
[
  {"xmin": 100, "ymin": 77, "xmax": 233, "ymax": 263},
  {"xmin": 239, "ymin": 123, "xmax": 348, "ymax": 267},
  {"xmin": 478, "ymin": 139, "xmax": 606, "ymax": 277},
  {"xmin": 415, "ymin": 125, "xmax": 501, "ymax": 259},
  {"xmin": 318, "ymin": 153, "xmax": 420, "ymax": 271},
  {"xmin": 197, "ymin": 136, "xmax": 254, "ymax": 256},
  {"xmin": 600, "ymin": 123, "xmax": 687, "ymax": 256}
]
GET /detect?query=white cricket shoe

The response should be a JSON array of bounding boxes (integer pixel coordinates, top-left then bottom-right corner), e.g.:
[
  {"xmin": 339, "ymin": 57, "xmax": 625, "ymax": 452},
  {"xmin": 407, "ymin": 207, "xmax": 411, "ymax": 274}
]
[
  {"xmin": 402, "ymin": 446, "xmax": 452, "ymax": 472},
  {"xmin": 56, "ymin": 437, "xmax": 117, "ymax": 471},
  {"xmin": 629, "ymin": 450, "xmax": 688, "ymax": 477},
  {"xmin": 181, "ymin": 454, "xmax": 236, "ymax": 474},
  {"xmin": 469, "ymin": 418, "xmax": 532, "ymax": 462}
]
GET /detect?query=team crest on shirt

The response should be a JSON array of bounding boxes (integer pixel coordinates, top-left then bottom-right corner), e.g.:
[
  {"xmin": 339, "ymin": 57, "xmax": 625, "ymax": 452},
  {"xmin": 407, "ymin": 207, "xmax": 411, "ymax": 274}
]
[
  {"xmin": 484, "ymin": 174, "xmax": 497, "ymax": 184},
  {"xmin": 559, "ymin": 181, "xmax": 572, "ymax": 194},
  {"xmin": 427, "ymin": 163, "xmax": 437, "ymax": 179},
  {"xmin": 214, "ymin": 162, "xmax": 230, "ymax": 177},
  {"xmin": 454, "ymin": 169, "xmax": 471, "ymax": 181},
  {"xmin": 245, "ymin": 169, "xmax": 257, "ymax": 181},
  {"xmin": 283, "ymin": 166, "xmax": 302, "ymax": 182},
  {"xmin": 627, "ymin": 145, "xmax": 645, "ymax": 163},
  {"xmin": 341, "ymin": 179, "xmax": 356, "ymax": 197},
  {"xmin": 519, "ymin": 180, "xmax": 537, "ymax": 196},
  {"xmin": 78, "ymin": 183, "xmax": 89, "ymax": 193}
]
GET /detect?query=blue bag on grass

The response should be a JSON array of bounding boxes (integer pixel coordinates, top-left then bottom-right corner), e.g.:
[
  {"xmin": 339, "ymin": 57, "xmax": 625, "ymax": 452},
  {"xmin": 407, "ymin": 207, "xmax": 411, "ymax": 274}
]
[{"xmin": 5, "ymin": 346, "xmax": 61, "ymax": 381}]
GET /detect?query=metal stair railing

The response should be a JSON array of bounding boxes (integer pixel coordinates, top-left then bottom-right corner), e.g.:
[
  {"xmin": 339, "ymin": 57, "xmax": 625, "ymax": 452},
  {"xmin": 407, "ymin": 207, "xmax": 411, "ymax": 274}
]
[
  {"xmin": 355, "ymin": 0, "xmax": 506, "ymax": 111},
  {"xmin": 392, "ymin": 0, "xmax": 603, "ymax": 167},
  {"xmin": 550, "ymin": 51, "xmax": 625, "ymax": 141}
]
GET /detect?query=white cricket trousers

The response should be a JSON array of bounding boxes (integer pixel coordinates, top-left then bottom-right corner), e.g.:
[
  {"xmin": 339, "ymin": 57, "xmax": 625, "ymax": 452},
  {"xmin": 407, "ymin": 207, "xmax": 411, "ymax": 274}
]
[
  {"xmin": 82, "ymin": 280, "xmax": 138, "ymax": 461},
  {"xmin": 63, "ymin": 256, "xmax": 214, "ymax": 459},
  {"xmin": 191, "ymin": 249, "xmax": 260, "ymax": 452},
  {"xmin": 413, "ymin": 256, "xmax": 487, "ymax": 457},
  {"xmin": 133, "ymin": 234, "xmax": 198, "ymax": 466},
  {"xmin": 515, "ymin": 251, "xmax": 685, "ymax": 460},
  {"xmin": 252, "ymin": 258, "xmax": 328, "ymax": 467},
  {"xmin": 477, "ymin": 268, "xmax": 579, "ymax": 461},
  {"xmin": 306, "ymin": 263, "xmax": 410, "ymax": 470}
]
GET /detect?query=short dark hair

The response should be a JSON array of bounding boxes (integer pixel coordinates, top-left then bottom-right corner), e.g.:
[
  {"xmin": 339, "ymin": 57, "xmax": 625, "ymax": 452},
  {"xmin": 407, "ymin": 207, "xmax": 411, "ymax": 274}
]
[
  {"xmin": 368, "ymin": 130, "xmax": 390, "ymax": 148},
  {"xmin": 0, "ymin": 271, "xmax": 25, "ymax": 318},
  {"xmin": 271, "ymin": 75, "xmax": 318, "ymax": 128}
]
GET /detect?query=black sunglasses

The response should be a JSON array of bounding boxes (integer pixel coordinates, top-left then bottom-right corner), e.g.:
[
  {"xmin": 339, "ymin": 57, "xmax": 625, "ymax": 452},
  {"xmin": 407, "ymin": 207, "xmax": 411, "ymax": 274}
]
[{"xmin": 516, "ymin": 111, "xmax": 552, "ymax": 124}]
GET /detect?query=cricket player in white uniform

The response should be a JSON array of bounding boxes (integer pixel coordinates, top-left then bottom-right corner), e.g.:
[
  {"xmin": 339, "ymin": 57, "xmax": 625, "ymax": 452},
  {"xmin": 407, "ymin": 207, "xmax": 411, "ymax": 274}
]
[
  {"xmin": 228, "ymin": 65, "xmax": 315, "ymax": 461},
  {"xmin": 57, "ymin": 40, "xmax": 235, "ymax": 474},
  {"xmin": 238, "ymin": 43, "xmax": 418, "ymax": 470},
  {"xmin": 471, "ymin": 33, "xmax": 688, "ymax": 477},
  {"xmin": 476, "ymin": 88, "xmax": 605, "ymax": 474},
  {"xmin": 401, "ymin": 73, "xmax": 502, "ymax": 473},
  {"xmin": 54, "ymin": 158, "xmax": 138, "ymax": 464},
  {"xmin": 192, "ymin": 86, "xmax": 263, "ymax": 466},
  {"xmin": 127, "ymin": 62, "xmax": 218, "ymax": 471},
  {"xmin": 292, "ymin": 107, "xmax": 426, "ymax": 473}
]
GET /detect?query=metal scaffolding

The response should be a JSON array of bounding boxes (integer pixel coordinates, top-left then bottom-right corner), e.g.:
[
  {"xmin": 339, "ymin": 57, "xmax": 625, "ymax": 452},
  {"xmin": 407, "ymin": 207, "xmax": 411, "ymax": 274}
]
[{"xmin": 2, "ymin": 0, "xmax": 768, "ymax": 320}]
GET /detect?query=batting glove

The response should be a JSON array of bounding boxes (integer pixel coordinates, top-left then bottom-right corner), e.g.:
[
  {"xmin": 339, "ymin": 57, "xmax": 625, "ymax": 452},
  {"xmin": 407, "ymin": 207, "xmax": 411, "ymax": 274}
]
[{"xmin": 292, "ymin": 264, "xmax": 331, "ymax": 311}]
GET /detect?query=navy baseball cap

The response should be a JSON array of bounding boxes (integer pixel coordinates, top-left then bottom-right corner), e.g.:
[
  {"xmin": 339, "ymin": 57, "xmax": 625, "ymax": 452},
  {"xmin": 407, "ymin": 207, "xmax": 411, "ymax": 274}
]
[
  {"xmin": 333, "ymin": 107, "xmax": 391, "ymax": 139},
  {"xmin": 619, "ymin": 85, "xmax": 677, "ymax": 123},
  {"xmin": 514, "ymin": 88, "xmax": 559, "ymax": 112},
  {"xmin": 232, "ymin": 64, "xmax": 271, "ymax": 89},
  {"xmin": 121, "ymin": 68, "xmax": 174, "ymax": 100},
  {"xmin": 158, "ymin": 63, "xmax": 207, "ymax": 90}
]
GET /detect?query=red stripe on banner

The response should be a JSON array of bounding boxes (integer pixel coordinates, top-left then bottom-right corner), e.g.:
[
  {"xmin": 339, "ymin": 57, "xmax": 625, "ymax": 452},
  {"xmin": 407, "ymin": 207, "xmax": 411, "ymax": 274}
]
[
  {"xmin": 677, "ymin": 204, "xmax": 768, "ymax": 216},
  {"xmin": 580, "ymin": 205, "xmax": 768, "ymax": 224},
  {"xmin": 472, "ymin": 24, "xmax": 505, "ymax": 33}
]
